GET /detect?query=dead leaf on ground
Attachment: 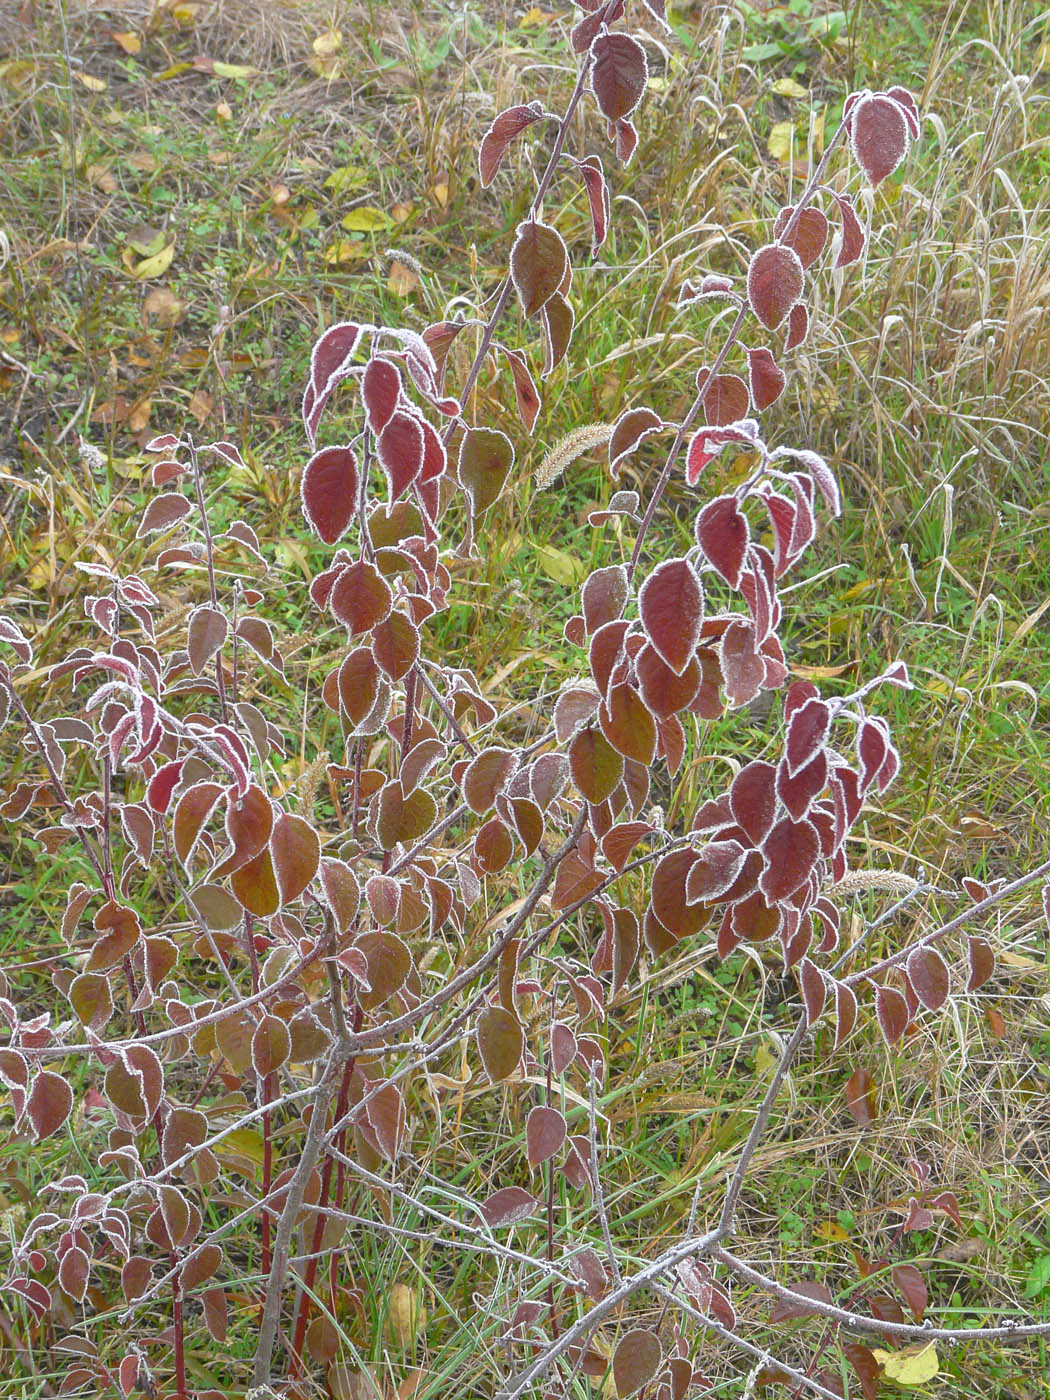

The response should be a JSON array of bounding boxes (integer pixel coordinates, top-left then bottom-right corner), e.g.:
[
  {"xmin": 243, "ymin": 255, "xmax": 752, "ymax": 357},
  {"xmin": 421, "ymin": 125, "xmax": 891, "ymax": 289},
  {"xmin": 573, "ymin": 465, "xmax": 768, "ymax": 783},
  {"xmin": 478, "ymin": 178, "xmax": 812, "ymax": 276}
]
[
  {"xmin": 141, "ymin": 286, "xmax": 187, "ymax": 328},
  {"xmin": 188, "ymin": 389, "xmax": 213, "ymax": 424}
]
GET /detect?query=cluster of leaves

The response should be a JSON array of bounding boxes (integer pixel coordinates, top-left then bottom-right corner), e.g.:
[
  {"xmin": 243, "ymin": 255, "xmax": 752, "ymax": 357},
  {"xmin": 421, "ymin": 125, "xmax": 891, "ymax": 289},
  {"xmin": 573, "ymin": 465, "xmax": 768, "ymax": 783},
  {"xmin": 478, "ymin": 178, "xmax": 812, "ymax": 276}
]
[{"xmin": 1, "ymin": 4, "xmax": 1048, "ymax": 1398}]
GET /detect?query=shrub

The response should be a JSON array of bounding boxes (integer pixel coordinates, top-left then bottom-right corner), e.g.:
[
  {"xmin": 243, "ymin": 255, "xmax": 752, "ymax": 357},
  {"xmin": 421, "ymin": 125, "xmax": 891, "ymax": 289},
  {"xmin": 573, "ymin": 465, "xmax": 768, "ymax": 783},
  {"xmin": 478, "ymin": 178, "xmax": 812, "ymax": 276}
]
[{"xmin": 1, "ymin": 3, "xmax": 1048, "ymax": 1398}]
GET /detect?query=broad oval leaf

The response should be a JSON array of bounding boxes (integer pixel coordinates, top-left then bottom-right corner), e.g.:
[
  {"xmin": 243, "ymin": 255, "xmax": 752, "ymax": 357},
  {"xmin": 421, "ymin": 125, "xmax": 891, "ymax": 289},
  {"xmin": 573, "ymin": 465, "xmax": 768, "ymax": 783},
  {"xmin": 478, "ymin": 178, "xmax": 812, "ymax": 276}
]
[
  {"xmin": 613, "ymin": 1329, "xmax": 662, "ymax": 1399},
  {"xmin": 850, "ymin": 91, "xmax": 911, "ymax": 186},
  {"xmin": 591, "ymin": 32, "xmax": 648, "ymax": 123},
  {"xmin": 301, "ymin": 445, "xmax": 359, "ymax": 545},
  {"xmin": 639, "ymin": 557, "xmax": 704, "ymax": 675},
  {"xmin": 747, "ymin": 243, "xmax": 804, "ymax": 331},
  {"xmin": 510, "ymin": 219, "xmax": 568, "ymax": 319},
  {"xmin": 477, "ymin": 1006, "xmax": 524, "ymax": 1082},
  {"xmin": 480, "ymin": 1186, "xmax": 538, "ymax": 1227},
  {"xmin": 906, "ymin": 945, "xmax": 949, "ymax": 1011},
  {"xmin": 271, "ymin": 812, "xmax": 320, "ymax": 906},
  {"xmin": 458, "ymin": 426, "xmax": 515, "ymax": 516},
  {"xmin": 526, "ymin": 1105, "xmax": 566, "ymax": 1167}
]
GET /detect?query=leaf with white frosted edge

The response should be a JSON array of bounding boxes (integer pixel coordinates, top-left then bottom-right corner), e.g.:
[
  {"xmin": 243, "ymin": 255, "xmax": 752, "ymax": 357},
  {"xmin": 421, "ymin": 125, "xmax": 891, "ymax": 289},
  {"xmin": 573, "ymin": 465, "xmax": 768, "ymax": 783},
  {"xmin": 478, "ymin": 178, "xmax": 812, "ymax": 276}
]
[
  {"xmin": 696, "ymin": 494, "xmax": 750, "ymax": 589},
  {"xmin": 300, "ymin": 445, "xmax": 359, "ymax": 545},
  {"xmin": 361, "ymin": 356, "xmax": 401, "ymax": 435},
  {"xmin": 639, "ymin": 557, "xmax": 704, "ymax": 675},
  {"xmin": 747, "ymin": 243, "xmax": 804, "ymax": 330},
  {"xmin": 850, "ymin": 91, "xmax": 911, "ymax": 186},
  {"xmin": 590, "ymin": 32, "xmax": 648, "ymax": 123},
  {"xmin": 499, "ymin": 345, "xmax": 541, "ymax": 433},
  {"xmin": 798, "ymin": 958, "xmax": 828, "ymax": 1026},
  {"xmin": 609, "ymin": 405, "xmax": 662, "ymax": 476},
  {"xmin": 770, "ymin": 446, "xmax": 841, "ymax": 517},
  {"xmin": 480, "ymin": 1186, "xmax": 537, "ymax": 1227},
  {"xmin": 540, "ymin": 292, "xmax": 574, "ymax": 379},
  {"xmin": 577, "ymin": 154, "xmax": 610, "ymax": 253},
  {"xmin": 510, "ymin": 219, "xmax": 568, "ymax": 319},
  {"xmin": 478, "ymin": 102, "xmax": 545, "ymax": 187},
  {"xmin": 785, "ymin": 301, "xmax": 809, "ymax": 350},
  {"xmin": 697, "ymin": 368, "xmax": 749, "ymax": 427},
  {"xmin": 772, "ymin": 205, "xmax": 829, "ymax": 269},
  {"xmin": 138, "ymin": 492, "xmax": 192, "ymax": 537},
  {"xmin": 831, "ymin": 192, "xmax": 865, "ymax": 267},
  {"xmin": 746, "ymin": 346, "xmax": 786, "ymax": 410},
  {"xmin": 377, "ymin": 410, "xmax": 425, "ymax": 498},
  {"xmin": 907, "ymin": 945, "xmax": 950, "ymax": 1011}
]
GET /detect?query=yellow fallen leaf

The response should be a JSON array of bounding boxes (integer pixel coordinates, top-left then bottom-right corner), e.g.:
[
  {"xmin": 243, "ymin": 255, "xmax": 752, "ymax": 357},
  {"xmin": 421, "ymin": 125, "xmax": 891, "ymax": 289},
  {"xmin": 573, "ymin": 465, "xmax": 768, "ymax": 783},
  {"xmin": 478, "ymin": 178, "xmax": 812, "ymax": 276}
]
[
  {"xmin": 324, "ymin": 239, "xmax": 367, "ymax": 266},
  {"xmin": 391, "ymin": 201, "xmax": 413, "ymax": 224},
  {"xmin": 341, "ymin": 206, "xmax": 392, "ymax": 233},
  {"xmin": 212, "ymin": 60, "xmax": 256, "ymax": 80},
  {"xmin": 112, "ymin": 31, "xmax": 142, "ymax": 55},
  {"xmin": 772, "ymin": 77, "xmax": 808, "ymax": 98},
  {"xmin": 431, "ymin": 180, "xmax": 449, "ymax": 208},
  {"xmin": 122, "ymin": 238, "xmax": 176, "ymax": 280},
  {"xmin": 872, "ymin": 1343, "xmax": 939, "ymax": 1386},
  {"xmin": 172, "ymin": 3, "xmax": 200, "ymax": 24},
  {"xmin": 126, "ymin": 225, "xmax": 167, "ymax": 257},
  {"xmin": 188, "ymin": 389, "xmax": 213, "ymax": 424},
  {"xmin": 154, "ymin": 62, "xmax": 193, "ymax": 80},
  {"xmin": 534, "ymin": 543, "xmax": 586, "ymax": 586},
  {"xmin": 768, "ymin": 120, "xmax": 795, "ymax": 163},
  {"xmin": 77, "ymin": 73, "xmax": 108, "ymax": 92},
  {"xmin": 753, "ymin": 1041, "xmax": 779, "ymax": 1078},
  {"xmin": 270, "ymin": 182, "xmax": 291, "ymax": 205},
  {"xmin": 324, "ymin": 164, "xmax": 367, "ymax": 193},
  {"xmin": 215, "ymin": 100, "xmax": 232, "ymax": 121},
  {"xmin": 519, "ymin": 7, "xmax": 553, "ymax": 25},
  {"xmin": 814, "ymin": 1219, "xmax": 850, "ymax": 1242},
  {"xmin": 312, "ymin": 29, "xmax": 343, "ymax": 56}
]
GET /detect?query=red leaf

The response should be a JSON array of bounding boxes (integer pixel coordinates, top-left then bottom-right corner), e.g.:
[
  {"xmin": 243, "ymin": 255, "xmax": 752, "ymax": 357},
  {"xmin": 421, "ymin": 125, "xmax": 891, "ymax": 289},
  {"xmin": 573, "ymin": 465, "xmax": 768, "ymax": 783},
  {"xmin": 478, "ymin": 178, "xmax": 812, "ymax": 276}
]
[
  {"xmin": 591, "ymin": 33, "xmax": 648, "ymax": 123},
  {"xmin": 636, "ymin": 644, "xmax": 701, "ymax": 720},
  {"xmin": 28, "ymin": 1071, "xmax": 73, "ymax": 1141},
  {"xmin": 330, "ymin": 561, "xmax": 393, "ymax": 635},
  {"xmin": 685, "ymin": 840, "xmax": 747, "ymax": 902},
  {"xmin": 582, "ymin": 564, "xmax": 628, "ymax": 634},
  {"xmin": 832, "ymin": 192, "xmax": 865, "ymax": 267},
  {"xmin": 578, "ymin": 154, "xmax": 610, "ymax": 253},
  {"xmin": 651, "ymin": 848, "xmax": 710, "ymax": 939},
  {"xmin": 138, "ymin": 492, "xmax": 192, "ymax": 536},
  {"xmin": 760, "ymin": 816, "xmax": 819, "ymax": 901},
  {"xmin": 146, "ymin": 758, "xmax": 186, "ymax": 814},
  {"xmin": 798, "ymin": 958, "xmax": 828, "ymax": 1026},
  {"xmin": 747, "ymin": 243, "xmax": 804, "ymax": 330},
  {"xmin": 696, "ymin": 494, "xmax": 750, "ymax": 589},
  {"xmin": 480, "ymin": 1186, "xmax": 537, "ymax": 1226},
  {"xmin": 639, "ymin": 557, "xmax": 704, "ymax": 675},
  {"xmin": 845, "ymin": 1066, "xmax": 877, "ymax": 1126},
  {"xmin": 850, "ymin": 91, "xmax": 912, "ymax": 186},
  {"xmin": 785, "ymin": 301, "xmax": 809, "ymax": 350},
  {"xmin": 510, "ymin": 219, "xmax": 569, "ymax": 319},
  {"xmin": 833, "ymin": 979, "xmax": 858, "ymax": 1049},
  {"xmin": 730, "ymin": 759, "xmax": 777, "ymax": 844},
  {"xmin": 479, "ymin": 102, "xmax": 545, "ymax": 186},
  {"xmin": 500, "ymin": 346, "xmax": 541, "ymax": 433},
  {"xmin": 609, "ymin": 405, "xmax": 663, "ymax": 476},
  {"xmin": 541, "ymin": 292, "xmax": 574, "ymax": 377},
  {"xmin": 362, "ymin": 357, "xmax": 401, "ymax": 434},
  {"xmin": 786, "ymin": 697, "xmax": 831, "ymax": 777},
  {"xmin": 301, "ymin": 445, "xmax": 359, "ymax": 546},
  {"xmin": 892, "ymin": 1262, "xmax": 927, "ymax": 1322},
  {"xmin": 746, "ymin": 346, "xmax": 786, "ymax": 410},
  {"xmin": 600, "ymin": 683, "xmax": 657, "ymax": 764},
  {"xmin": 526, "ymin": 1105, "xmax": 567, "ymax": 1166},
  {"xmin": 966, "ymin": 936, "xmax": 994, "ymax": 992},
  {"xmin": 697, "ymin": 368, "xmax": 750, "ymax": 427},
  {"xmin": 377, "ymin": 410, "xmax": 425, "ymax": 498},
  {"xmin": 875, "ymin": 984, "xmax": 910, "ymax": 1045},
  {"xmin": 613, "ymin": 1330, "xmax": 662, "ymax": 1398},
  {"xmin": 907, "ymin": 945, "xmax": 950, "ymax": 1011},
  {"xmin": 773, "ymin": 205, "xmax": 829, "ymax": 268},
  {"xmin": 570, "ymin": 727, "xmax": 623, "ymax": 804}
]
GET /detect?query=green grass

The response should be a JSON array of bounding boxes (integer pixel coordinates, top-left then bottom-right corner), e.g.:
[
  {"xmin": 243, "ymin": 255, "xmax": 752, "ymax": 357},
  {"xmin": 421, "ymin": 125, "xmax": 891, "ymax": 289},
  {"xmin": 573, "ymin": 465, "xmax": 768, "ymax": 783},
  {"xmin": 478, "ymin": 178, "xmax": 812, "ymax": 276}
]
[{"xmin": 1, "ymin": 0, "xmax": 1049, "ymax": 1396}]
